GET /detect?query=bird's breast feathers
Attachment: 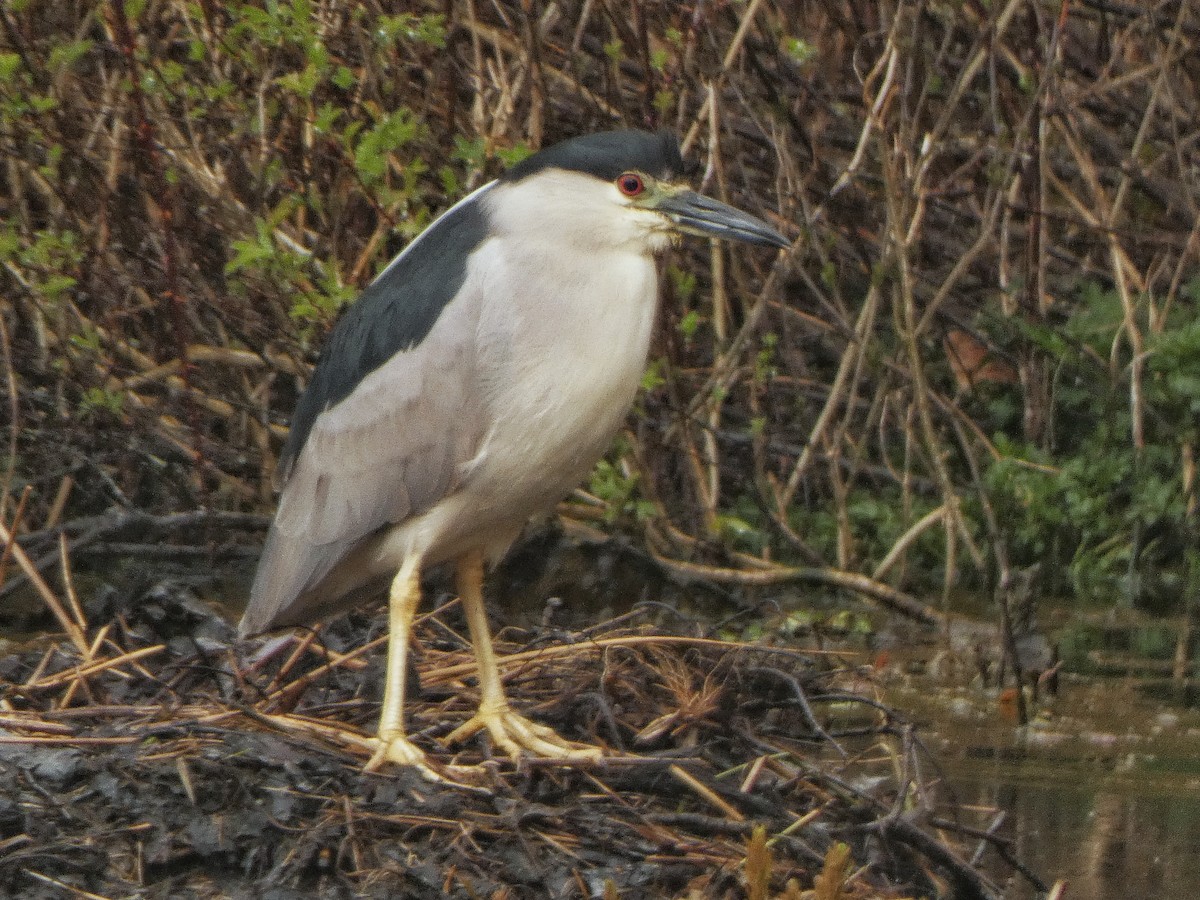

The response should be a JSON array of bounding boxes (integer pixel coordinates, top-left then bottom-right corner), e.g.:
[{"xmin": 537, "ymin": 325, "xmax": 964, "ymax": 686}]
[{"xmin": 463, "ymin": 235, "xmax": 659, "ymax": 500}]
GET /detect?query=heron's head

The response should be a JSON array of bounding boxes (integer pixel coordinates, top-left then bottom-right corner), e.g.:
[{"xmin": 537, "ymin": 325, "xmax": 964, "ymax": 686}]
[{"xmin": 491, "ymin": 129, "xmax": 789, "ymax": 253}]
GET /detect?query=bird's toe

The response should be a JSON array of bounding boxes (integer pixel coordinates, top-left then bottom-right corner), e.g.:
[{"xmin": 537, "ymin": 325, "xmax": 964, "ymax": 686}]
[
  {"xmin": 446, "ymin": 704, "xmax": 603, "ymax": 762},
  {"xmin": 364, "ymin": 731, "xmax": 443, "ymax": 780}
]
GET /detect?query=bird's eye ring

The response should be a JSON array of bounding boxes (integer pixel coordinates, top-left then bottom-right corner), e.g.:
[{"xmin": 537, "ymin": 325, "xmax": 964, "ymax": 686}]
[{"xmin": 616, "ymin": 172, "xmax": 645, "ymax": 197}]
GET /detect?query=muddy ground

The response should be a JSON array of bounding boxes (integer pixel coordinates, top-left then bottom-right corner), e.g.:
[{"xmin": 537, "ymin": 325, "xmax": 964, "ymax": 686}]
[{"xmin": 0, "ymin": 556, "xmax": 1042, "ymax": 900}]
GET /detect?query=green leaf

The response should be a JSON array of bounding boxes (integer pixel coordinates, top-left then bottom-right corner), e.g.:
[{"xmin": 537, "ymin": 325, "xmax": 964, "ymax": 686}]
[
  {"xmin": 495, "ymin": 143, "xmax": 532, "ymax": 167},
  {"xmin": 640, "ymin": 359, "xmax": 665, "ymax": 392},
  {"xmin": 784, "ymin": 36, "xmax": 816, "ymax": 65},
  {"xmin": 678, "ymin": 309, "xmax": 703, "ymax": 338},
  {"xmin": 313, "ymin": 102, "xmax": 341, "ymax": 134},
  {"xmin": 48, "ymin": 39, "xmax": 93, "ymax": 74},
  {"xmin": 0, "ymin": 52, "xmax": 21, "ymax": 81},
  {"xmin": 354, "ymin": 108, "xmax": 421, "ymax": 184},
  {"xmin": 39, "ymin": 274, "xmax": 76, "ymax": 300},
  {"xmin": 375, "ymin": 13, "xmax": 447, "ymax": 48}
]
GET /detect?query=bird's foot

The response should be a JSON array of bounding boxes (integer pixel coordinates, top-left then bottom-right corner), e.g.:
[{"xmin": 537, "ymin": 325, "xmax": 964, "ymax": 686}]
[
  {"xmin": 364, "ymin": 730, "xmax": 444, "ymax": 780},
  {"xmin": 446, "ymin": 702, "xmax": 604, "ymax": 762}
]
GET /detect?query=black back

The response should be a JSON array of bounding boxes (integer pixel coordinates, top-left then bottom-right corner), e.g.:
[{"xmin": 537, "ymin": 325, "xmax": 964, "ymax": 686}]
[
  {"xmin": 277, "ymin": 129, "xmax": 683, "ymax": 482},
  {"xmin": 276, "ymin": 196, "xmax": 488, "ymax": 481}
]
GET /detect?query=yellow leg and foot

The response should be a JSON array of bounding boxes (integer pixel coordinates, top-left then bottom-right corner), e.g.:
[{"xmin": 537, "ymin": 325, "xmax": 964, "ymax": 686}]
[
  {"xmin": 364, "ymin": 555, "xmax": 441, "ymax": 778},
  {"xmin": 445, "ymin": 550, "xmax": 602, "ymax": 762}
]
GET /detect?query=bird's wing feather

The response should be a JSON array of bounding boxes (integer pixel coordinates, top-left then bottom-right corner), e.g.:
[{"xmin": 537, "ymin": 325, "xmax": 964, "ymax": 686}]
[
  {"xmin": 241, "ymin": 185, "xmax": 498, "ymax": 636},
  {"xmin": 241, "ymin": 276, "xmax": 491, "ymax": 636},
  {"xmin": 273, "ymin": 183, "xmax": 493, "ymax": 488}
]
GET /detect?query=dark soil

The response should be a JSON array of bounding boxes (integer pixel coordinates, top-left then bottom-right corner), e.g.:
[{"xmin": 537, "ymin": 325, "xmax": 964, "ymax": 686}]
[{"xmin": 0, "ymin": 575, "xmax": 1037, "ymax": 899}]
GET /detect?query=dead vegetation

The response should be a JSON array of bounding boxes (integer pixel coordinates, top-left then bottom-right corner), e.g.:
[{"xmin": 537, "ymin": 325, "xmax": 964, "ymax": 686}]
[
  {"xmin": 2, "ymin": 0, "xmax": 1198, "ymax": 895},
  {"xmin": 0, "ymin": 579, "xmax": 1041, "ymax": 898}
]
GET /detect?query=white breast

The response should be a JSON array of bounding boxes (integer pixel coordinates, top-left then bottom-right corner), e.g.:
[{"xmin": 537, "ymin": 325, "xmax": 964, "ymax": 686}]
[
  {"xmin": 378, "ymin": 170, "xmax": 664, "ymax": 568},
  {"xmin": 469, "ymin": 227, "xmax": 659, "ymax": 510}
]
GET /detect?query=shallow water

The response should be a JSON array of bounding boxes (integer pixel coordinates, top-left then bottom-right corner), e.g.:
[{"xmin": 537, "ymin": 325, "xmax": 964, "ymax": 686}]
[{"xmin": 889, "ymin": 678, "xmax": 1200, "ymax": 898}]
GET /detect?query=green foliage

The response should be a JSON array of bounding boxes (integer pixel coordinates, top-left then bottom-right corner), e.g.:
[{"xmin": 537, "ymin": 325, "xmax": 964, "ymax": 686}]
[
  {"xmin": 783, "ymin": 37, "xmax": 817, "ymax": 66},
  {"xmin": 678, "ymin": 309, "xmax": 704, "ymax": 340},
  {"xmin": 288, "ymin": 273, "xmax": 358, "ymax": 329},
  {"xmin": 451, "ymin": 136, "xmax": 488, "ymax": 169},
  {"xmin": 0, "ymin": 43, "xmax": 58, "ymax": 122},
  {"xmin": 714, "ymin": 506, "xmax": 769, "ymax": 555},
  {"xmin": 1, "ymin": 226, "xmax": 81, "ymax": 302},
  {"xmin": 225, "ymin": 216, "xmax": 353, "ymax": 331},
  {"xmin": 68, "ymin": 326, "xmax": 104, "ymax": 354},
  {"xmin": 0, "ymin": 51, "xmax": 20, "ymax": 80},
  {"xmin": 1146, "ymin": 316, "xmax": 1200, "ymax": 433},
  {"xmin": 79, "ymin": 387, "xmax": 124, "ymax": 419},
  {"xmin": 495, "ymin": 143, "xmax": 533, "ymax": 167},
  {"xmin": 783, "ymin": 485, "xmax": 943, "ymax": 578},
  {"xmin": 589, "ymin": 454, "xmax": 655, "ymax": 525},
  {"xmin": 47, "ymin": 39, "xmax": 93, "ymax": 75},
  {"xmin": 667, "ymin": 265, "xmax": 697, "ymax": 301},
  {"xmin": 981, "ymin": 281, "xmax": 1200, "ymax": 606},
  {"xmin": 640, "ymin": 358, "xmax": 666, "ymax": 393},
  {"xmin": 755, "ymin": 333, "xmax": 779, "ymax": 381},
  {"xmin": 374, "ymin": 13, "xmax": 447, "ymax": 48},
  {"xmin": 353, "ymin": 107, "xmax": 423, "ymax": 186}
]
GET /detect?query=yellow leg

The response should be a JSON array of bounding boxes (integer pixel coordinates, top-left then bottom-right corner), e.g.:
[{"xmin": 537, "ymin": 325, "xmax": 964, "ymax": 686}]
[
  {"xmin": 364, "ymin": 554, "xmax": 439, "ymax": 777},
  {"xmin": 445, "ymin": 549, "xmax": 603, "ymax": 762}
]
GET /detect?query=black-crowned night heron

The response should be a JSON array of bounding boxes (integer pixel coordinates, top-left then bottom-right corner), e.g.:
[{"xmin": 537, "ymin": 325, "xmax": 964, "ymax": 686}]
[{"xmin": 239, "ymin": 129, "xmax": 788, "ymax": 774}]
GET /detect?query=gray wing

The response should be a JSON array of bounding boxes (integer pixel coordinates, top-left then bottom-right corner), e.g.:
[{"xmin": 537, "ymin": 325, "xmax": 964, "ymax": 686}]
[
  {"xmin": 240, "ymin": 185, "xmax": 495, "ymax": 635},
  {"xmin": 240, "ymin": 303, "xmax": 488, "ymax": 635}
]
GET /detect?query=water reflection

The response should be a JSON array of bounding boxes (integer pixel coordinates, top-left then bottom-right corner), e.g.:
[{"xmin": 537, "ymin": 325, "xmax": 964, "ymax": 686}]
[
  {"xmin": 950, "ymin": 769, "xmax": 1200, "ymax": 899},
  {"xmin": 895, "ymin": 680, "xmax": 1200, "ymax": 900}
]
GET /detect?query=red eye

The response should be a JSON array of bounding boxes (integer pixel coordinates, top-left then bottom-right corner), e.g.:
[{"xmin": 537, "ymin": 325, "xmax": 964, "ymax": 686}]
[{"xmin": 616, "ymin": 172, "xmax": 645, "ymax": 196}]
